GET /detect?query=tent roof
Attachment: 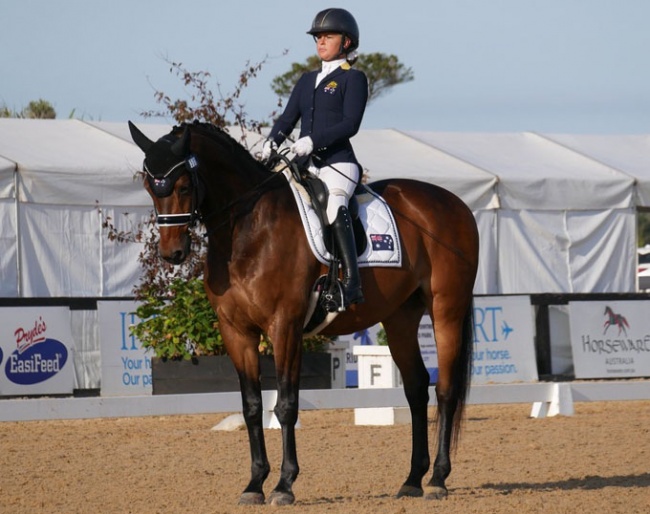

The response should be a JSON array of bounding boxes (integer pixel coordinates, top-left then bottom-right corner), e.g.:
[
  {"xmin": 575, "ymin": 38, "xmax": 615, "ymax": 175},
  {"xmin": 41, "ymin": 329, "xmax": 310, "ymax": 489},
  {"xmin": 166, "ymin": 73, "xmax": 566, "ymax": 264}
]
[
  {"xmin": 0, "ymin": 119, "xmax": 148, "ymax": 206},
  {"xmin": 0, "ymin": 119, "xmax": 647, "ymax": 211},
  {"xmin": 351, "ymin": 129, "xmax": 498, "ymax": 210},
  {"xmin": 542, "ymin": 134, "xmax": 650, "ymax": 207},
  {"xmin": 87, "ymin": 120, "xmax": 174, "ymax": 145},
  {"xmin": 403, "ymin": 131, "xmax": 634, "ymax": 210}
]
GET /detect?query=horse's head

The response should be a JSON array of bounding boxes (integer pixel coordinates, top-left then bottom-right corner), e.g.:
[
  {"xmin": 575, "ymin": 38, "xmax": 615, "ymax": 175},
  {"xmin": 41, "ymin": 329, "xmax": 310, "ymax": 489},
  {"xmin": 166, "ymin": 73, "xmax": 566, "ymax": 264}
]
[{"xmin": 129, "ymin": 121, "xmax": 202, "ymax": 264}]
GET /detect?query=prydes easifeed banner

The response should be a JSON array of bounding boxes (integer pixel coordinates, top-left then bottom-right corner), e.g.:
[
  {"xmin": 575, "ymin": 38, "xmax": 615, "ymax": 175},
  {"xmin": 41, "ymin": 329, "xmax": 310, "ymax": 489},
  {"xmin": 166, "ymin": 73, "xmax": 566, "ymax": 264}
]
[
  {"xmin": 569, "ymin": 300, "xmax": 650, "ymax": 378},
  {"xmin": 0, "ymin": 307, "xmax": 74, "ymax": 396}
]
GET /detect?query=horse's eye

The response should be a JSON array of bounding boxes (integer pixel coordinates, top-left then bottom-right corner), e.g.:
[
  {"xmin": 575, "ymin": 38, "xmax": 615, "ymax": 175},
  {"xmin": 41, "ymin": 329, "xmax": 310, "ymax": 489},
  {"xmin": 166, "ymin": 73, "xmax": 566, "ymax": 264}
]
[{"xmin": 178, "ymin": 185, "xmax": 191, "ymax": 196}]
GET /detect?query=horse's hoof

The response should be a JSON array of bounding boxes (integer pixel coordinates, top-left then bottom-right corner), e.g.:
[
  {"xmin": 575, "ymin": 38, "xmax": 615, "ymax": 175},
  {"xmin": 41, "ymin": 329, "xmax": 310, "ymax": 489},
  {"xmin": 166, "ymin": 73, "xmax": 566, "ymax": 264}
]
[
  {"xmin": 424, "ymin": 485, "xmax": 448, "ymax": 500},
  {"xmin": 238, "ymin": 492, "xmax": 265, "ymax": 505},
  {"xmin": 396, "ymin": 485, "xmax": 424, "ymax": 498},
  {"xmin": 266, "ymin": 490, "xmax": 295, "ymax": 506}
]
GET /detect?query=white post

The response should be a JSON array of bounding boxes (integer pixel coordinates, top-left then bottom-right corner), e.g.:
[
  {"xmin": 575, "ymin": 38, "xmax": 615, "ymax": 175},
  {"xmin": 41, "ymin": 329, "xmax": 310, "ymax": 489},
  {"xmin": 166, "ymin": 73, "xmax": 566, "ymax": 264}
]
[
  {"xmin": 530, "ymin": 383, "xmax": 575, "ymax": 418},
  {"xmin": 353, "ymin": 345, "xmax": 410, "ymax": 425}
]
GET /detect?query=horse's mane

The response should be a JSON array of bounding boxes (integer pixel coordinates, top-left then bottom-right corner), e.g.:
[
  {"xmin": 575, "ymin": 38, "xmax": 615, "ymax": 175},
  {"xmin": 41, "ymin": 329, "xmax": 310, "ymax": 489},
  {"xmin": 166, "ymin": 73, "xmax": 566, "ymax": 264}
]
[{"xmin": 174, "ymin": 121, "xmax": 271, "ymax": 175}]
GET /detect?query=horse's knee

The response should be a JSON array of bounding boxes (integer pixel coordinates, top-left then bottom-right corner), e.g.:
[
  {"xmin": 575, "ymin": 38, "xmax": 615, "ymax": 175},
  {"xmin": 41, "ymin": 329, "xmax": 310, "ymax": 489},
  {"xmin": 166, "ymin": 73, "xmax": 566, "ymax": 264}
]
[
  {"xmin": 240, "ymin": 386, "xmax": 264, "ymax": 423},
  {"xmin": 273, "ymin": 397, "xmax": 299, "ymax": 426}
]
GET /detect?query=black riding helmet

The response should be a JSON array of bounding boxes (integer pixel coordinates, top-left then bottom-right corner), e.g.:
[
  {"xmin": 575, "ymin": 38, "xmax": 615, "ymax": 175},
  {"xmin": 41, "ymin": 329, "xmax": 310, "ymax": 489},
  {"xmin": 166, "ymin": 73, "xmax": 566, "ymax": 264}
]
[{"xmin": 307, "ymin": 8, "xmax": 359, "ymax": 54}]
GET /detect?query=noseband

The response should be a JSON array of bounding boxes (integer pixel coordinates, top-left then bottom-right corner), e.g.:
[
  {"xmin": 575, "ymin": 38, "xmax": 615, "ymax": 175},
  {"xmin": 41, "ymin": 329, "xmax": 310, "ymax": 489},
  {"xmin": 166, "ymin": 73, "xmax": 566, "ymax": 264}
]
[{"xmin": 144, "ymin": 154, "xmax": 203, "ymax": 228}]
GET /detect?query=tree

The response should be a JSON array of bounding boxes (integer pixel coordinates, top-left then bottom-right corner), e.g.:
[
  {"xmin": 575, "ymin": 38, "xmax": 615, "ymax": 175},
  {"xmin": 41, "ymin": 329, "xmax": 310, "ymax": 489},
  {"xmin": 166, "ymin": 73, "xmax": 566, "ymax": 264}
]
[
  {"xmin": 24, "ymin": 99, "xmax": 56, "ymax": 119},
  {"xmin": 271, "ymin": 52, "xmax": 414, "ymax": 105},
  {"xmin": 638, "ymin": 210, "xmax": 650, "ymax": 246},
  {"xmin": 0, "ymin": 99, "xmax": 56, "ymax": 119},
  {"xmin": 143, "ymin": 57, "xmax": 281, "ymax": 149}
]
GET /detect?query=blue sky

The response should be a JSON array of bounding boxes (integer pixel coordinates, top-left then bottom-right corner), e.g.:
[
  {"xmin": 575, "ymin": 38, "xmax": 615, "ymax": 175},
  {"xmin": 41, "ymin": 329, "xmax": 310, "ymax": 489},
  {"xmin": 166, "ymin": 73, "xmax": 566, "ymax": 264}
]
[{"xmin": 1, "ymin": 0, "xmax": 648, "ymax": 133}]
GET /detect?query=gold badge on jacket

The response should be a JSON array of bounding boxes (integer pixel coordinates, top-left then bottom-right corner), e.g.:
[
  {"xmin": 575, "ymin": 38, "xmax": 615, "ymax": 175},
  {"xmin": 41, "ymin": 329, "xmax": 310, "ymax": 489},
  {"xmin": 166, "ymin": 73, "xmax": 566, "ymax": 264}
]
[{"xmin": 324, "ymin": 81, "xmax": 338, "ymax": 94}]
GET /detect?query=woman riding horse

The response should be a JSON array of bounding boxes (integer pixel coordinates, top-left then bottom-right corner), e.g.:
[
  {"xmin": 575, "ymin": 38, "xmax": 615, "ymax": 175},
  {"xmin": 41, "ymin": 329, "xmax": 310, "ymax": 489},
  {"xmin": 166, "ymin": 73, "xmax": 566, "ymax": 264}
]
[{"xmin": 262, "ymin": 8, "xmax": 367, "ymax": 307}]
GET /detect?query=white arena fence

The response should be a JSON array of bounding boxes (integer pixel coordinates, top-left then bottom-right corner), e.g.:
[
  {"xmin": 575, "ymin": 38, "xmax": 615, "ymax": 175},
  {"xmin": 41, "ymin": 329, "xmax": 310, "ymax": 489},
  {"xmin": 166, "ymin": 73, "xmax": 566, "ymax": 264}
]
[
  {"xmin": 1, "ymin": 294, "xmax": 649, "ymax": 423},
  {"xmin": 1, "ymin": 380, "xmax": 648, "ymax": 423}
]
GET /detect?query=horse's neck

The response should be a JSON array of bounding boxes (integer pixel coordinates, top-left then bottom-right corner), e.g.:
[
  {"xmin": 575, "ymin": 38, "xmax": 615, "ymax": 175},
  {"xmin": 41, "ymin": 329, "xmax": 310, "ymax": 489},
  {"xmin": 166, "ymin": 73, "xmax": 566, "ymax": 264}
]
[
  {"xmin": 197, "ymin": 137, "xmax": 275, "ymax": 237},
  {"xmin": 193, "ymin": 131, "xmax": 257, "ymax": 196}
]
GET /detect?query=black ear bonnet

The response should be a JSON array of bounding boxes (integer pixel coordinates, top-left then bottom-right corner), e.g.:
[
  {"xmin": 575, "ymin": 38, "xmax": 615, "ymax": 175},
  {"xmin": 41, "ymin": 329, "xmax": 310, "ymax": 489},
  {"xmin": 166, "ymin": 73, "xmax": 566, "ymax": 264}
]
[{"xmin": 142, "ymin": 133, "xmax": 199, "ymax": 198}]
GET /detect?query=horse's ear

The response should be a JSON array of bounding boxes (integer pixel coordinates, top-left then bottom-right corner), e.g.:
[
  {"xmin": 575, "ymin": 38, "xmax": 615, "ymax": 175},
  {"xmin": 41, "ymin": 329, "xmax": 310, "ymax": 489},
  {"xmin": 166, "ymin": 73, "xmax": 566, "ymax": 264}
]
[
  {"xmin": 128, "ymin": 121, "xmax": 154, "ymax": 153},
  {"xmin": 171, "ymin": 127, "xmax": 190, "ymax": 157}
]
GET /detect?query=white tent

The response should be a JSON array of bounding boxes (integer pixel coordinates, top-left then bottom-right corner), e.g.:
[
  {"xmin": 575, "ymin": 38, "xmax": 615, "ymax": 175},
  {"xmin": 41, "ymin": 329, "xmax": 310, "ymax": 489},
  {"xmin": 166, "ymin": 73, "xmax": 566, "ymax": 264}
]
[
  {"xmin": 399, "ymin": 131, "xmax": 636, "ymax": 293},
  {"xmin": 0, "ymin": 119, "xmax": 151, "ymax": 297},
  {"xmin": 0, "ymin": 118, "xmax": 645, "ymax": 297}
]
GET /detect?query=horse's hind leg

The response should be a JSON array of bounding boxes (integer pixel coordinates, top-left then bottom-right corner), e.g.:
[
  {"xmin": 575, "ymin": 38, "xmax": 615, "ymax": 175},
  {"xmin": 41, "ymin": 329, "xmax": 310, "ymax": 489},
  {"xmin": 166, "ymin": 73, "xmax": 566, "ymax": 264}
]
[
  {"xmin": 382, "ymin": 299, "xmax": 431, "ymax": 498},
  {"xmin": 426, "ymin": 297, "xmax": 473, "ymax": 500}
]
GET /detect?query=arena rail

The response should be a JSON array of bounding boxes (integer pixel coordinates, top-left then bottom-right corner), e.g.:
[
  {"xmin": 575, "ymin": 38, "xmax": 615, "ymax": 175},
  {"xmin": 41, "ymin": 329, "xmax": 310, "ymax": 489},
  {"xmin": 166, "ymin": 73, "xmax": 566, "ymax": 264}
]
[{"xmin": 0, "ymin": 380, "xmax": 648, "ymax": 423}]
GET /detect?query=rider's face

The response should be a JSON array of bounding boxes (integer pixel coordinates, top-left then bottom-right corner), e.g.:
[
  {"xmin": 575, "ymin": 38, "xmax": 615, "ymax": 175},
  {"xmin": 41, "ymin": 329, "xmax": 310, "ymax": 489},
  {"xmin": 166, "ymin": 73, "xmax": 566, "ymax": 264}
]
[{"xmin": 314, "ymin": 32, "xmax": 347, "ymax": 62}]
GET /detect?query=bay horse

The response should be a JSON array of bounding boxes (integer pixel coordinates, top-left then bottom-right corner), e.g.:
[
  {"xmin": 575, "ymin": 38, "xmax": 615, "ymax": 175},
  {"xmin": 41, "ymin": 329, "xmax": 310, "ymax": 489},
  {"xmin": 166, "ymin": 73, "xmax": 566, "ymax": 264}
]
[{"xmin": 128, "ymin": 121, "xmax": 479, "ymax": 505}]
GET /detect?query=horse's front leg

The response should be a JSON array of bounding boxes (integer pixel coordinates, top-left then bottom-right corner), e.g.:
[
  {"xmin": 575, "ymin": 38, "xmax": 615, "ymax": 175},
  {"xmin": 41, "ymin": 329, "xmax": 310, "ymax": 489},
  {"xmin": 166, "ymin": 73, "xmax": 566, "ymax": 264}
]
[
  {"xmin": 266, "ymin": 329, "xmax": 303, "ymax": 506},
  {"xmin": 221, "ymin": 326, "xmax": 270, "ymax": 505},
  {"xmin": 237, "ymin": 365, "xmax": 270, "ymax": 505}
]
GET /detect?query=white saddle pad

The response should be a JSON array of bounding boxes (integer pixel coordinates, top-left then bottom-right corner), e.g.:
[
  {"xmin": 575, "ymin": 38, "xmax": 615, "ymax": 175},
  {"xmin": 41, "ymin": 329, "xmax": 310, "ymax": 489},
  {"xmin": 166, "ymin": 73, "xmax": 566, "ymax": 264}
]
[{"xmin": 282, "ymin": 169, "xmax": 402, "ymax": 267}]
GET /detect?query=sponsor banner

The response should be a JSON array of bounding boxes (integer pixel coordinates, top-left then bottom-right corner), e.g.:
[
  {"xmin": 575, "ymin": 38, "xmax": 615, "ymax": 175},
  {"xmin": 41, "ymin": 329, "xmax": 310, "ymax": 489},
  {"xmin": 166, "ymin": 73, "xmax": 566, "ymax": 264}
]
[
  {"xmin": 471, "ymin": 296, "xmax": 537, "ymax": 384},
  {"xmin": 417, "ymin": 316, "xmax": 439, "ymax": 383},
  {"xmin": 569, "ymin": 301, "xmax": 650, "ymax": 378},
  {"xmin": 336, "ymin": 325, "xmax": 381, "ymax": 387},
  {"xmin": 338, "ymin": 316, "xmax": 440, "ymax": 387},
  {"xmin": 98, "ymin": 301, "xmax": 152, "ymax": 396},
  {"xmin": 0, "ymin": 307, "xmax": 74, "ymax": 396},
  {"xmin": 339, "ymin": 295, "xmax": 537, "ymax": 387}
]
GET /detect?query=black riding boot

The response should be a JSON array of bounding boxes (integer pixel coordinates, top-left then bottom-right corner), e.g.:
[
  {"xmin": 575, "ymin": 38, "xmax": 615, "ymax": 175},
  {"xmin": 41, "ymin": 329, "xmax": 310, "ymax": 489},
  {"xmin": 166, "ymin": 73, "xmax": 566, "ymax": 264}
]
[{"xmin": 332, "ymin": 206, "xmax": 364, "ymax": 306}]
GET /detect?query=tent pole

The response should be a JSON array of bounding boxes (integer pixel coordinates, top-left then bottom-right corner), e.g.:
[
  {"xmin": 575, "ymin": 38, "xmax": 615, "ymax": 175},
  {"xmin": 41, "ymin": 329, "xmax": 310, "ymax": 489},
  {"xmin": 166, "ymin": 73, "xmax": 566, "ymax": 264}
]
[{"xmin": 14, "ymin": 164, "xmax": 23, "ymax": 297}]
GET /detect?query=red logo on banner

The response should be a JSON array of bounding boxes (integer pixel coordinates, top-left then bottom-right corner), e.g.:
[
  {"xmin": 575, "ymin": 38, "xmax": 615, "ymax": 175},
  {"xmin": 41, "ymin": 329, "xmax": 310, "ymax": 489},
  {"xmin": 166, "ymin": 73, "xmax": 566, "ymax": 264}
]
[{"xmin": 14, "ymin": 316, "xmax": 47, "ymax": 354}]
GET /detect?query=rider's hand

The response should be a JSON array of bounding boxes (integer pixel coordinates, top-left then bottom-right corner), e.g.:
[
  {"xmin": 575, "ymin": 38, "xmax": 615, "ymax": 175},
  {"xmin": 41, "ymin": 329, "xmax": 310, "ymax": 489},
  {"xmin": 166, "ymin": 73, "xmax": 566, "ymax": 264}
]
[
  {"xmin": 261, "ymin": 139, "xmax": 277, "ymax": 160},
  {"xmin": 290, "ymin": 136, "xmax": 313, "ymax": 157}
]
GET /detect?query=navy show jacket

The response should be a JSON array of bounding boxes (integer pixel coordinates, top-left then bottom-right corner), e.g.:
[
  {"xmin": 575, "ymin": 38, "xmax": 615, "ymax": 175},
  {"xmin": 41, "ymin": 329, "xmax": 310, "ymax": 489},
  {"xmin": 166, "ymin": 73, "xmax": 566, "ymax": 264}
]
[{"xmin": 269, "ymin": 63, "xmax": 369, "ymax": 166}]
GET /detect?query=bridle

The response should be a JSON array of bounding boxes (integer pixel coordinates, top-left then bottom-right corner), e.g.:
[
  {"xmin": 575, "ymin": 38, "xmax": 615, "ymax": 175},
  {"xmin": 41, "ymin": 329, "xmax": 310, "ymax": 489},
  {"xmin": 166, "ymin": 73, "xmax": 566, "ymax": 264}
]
[{"xmin": 144, "ymin": 154, "xmax": 204, "ymax": 228}]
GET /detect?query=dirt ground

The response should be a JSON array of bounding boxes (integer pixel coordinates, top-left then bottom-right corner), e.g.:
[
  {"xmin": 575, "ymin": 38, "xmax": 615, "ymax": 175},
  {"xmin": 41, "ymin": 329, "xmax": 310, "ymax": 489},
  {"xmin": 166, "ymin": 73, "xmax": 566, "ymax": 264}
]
[{"xmin": 0, "ymin": 401, "xmax": 649, "ymax": 514}]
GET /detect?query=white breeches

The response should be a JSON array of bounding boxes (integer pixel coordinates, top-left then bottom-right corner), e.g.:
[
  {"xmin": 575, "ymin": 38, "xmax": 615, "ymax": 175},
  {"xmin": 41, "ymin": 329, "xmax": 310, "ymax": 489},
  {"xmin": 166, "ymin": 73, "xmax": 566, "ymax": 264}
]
[{"xmin": 310, "ymin": 161, "xmax": 360, "ymax": 224}]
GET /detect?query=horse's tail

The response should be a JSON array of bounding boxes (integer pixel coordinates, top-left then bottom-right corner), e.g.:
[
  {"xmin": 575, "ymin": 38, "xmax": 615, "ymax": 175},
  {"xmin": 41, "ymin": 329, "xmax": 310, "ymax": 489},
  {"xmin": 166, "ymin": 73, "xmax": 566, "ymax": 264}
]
[{"xmin": 451, "ymin": 299, "xmax": 474, "ymax": 449}]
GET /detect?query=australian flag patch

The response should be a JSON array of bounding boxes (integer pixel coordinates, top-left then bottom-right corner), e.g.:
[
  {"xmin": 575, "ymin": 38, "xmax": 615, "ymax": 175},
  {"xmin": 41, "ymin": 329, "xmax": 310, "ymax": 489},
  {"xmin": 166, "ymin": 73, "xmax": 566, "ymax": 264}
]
[{"xmin": 370, "ymin": 234, "xmax": 394, "ymax": 251}]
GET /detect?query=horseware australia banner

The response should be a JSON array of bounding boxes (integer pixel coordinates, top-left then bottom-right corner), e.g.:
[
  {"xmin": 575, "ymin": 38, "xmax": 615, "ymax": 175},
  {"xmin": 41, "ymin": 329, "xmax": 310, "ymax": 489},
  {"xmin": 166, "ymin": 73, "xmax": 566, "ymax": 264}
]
[
  {"xmin": 569, "ymin": 300, "xmax": 650, "ymax": 378},
  {"xmin": 0, "ymin": 307, "xmax": 74, "ymax": 396}
]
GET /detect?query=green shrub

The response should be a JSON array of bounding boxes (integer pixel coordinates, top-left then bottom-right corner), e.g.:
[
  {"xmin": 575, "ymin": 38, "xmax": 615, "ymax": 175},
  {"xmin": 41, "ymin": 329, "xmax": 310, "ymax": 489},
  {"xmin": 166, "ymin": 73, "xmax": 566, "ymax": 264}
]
[{"xmin": 130, "ymin": 277, "xmax": 224, "ymax": 360}]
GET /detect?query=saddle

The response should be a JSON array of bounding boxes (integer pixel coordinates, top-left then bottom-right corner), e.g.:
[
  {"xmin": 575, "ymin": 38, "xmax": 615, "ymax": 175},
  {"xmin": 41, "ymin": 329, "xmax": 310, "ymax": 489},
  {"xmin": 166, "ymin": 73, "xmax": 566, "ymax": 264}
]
[{"xmin": 286, "ymin": 155, "xmax": 368, "ymax": 258}]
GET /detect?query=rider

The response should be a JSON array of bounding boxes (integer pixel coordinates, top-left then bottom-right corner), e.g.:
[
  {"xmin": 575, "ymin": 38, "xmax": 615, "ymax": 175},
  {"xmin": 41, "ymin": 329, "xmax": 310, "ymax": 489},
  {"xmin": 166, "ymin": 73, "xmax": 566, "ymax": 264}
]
[{"xmin": 262, "ymin": 8, "xmax": 369, "ymax": 306}]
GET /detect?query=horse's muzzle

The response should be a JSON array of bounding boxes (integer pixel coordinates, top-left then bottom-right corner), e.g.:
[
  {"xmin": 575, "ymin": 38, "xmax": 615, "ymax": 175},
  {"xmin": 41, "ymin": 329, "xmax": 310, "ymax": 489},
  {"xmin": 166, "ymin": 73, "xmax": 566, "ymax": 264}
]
[{"xmin": 158, "ymin": 230, "xmax": 191, "ymax": 265}]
